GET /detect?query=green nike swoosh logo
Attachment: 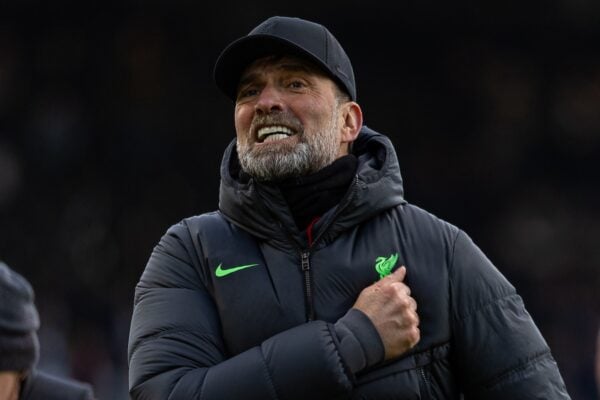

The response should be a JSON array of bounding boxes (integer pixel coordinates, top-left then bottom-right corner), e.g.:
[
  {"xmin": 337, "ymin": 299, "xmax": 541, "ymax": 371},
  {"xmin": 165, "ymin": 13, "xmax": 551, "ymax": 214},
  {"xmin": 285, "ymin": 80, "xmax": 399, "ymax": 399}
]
[{"xmin": 215, "ymin": 263, "xmax": 259, "ymax": 278}]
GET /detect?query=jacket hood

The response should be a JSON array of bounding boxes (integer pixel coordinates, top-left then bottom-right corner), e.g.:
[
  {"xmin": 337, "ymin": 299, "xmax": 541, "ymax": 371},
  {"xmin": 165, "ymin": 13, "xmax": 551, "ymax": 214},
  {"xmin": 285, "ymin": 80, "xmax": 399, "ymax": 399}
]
[{"xmin": 218, "ymin": 125, "xmax": 406, "ymax": 247}]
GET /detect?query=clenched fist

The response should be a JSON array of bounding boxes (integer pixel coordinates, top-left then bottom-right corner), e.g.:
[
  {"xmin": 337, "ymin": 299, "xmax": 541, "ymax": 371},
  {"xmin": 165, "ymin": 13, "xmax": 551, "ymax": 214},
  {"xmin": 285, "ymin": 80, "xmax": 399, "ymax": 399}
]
[{"xmin": 353, "ymin": 266, "xmax": 420, "ymax": 360}]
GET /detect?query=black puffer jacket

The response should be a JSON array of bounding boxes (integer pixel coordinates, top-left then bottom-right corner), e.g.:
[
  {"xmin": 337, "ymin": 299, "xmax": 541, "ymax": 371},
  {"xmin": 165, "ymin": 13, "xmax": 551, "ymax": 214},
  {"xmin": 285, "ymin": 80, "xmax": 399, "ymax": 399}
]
[
  {"xmin": 128, "ymin": 126, "xmax": 570, "ymax": 399},
  {"xmin": 21, "ymin": 370, "xmax": 94, "ymax": 400}
]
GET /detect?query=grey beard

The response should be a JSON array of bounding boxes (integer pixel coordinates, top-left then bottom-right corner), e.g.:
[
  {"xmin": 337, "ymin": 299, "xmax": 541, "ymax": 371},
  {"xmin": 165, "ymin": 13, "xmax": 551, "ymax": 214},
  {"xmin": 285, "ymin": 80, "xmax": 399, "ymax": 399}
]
[
  {"xmin": 237, "ymin": 103, "xmax": 342, "ymax": 181},
  {"xmin": 237, "ymin": 125, "xmax": 340, "ymax": 181},
  {"xmin": 238, "ymin": 141, "xmax": 314, "ymax": 181}
]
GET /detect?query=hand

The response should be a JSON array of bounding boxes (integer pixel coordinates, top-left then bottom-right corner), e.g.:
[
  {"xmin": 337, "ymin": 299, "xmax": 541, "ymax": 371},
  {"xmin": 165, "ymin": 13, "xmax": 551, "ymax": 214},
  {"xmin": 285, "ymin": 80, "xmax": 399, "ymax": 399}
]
[{"xmin": 353, "ymin": 266, "xmax": 420, "ymax": 360}]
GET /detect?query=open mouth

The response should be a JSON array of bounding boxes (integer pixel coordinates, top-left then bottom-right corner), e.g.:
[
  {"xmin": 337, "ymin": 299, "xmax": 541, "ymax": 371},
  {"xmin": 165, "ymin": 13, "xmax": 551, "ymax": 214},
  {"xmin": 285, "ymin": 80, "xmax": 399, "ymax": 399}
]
[{"xmin": 256, "ymin": 125, "xmax": 295, "ymax": 143}]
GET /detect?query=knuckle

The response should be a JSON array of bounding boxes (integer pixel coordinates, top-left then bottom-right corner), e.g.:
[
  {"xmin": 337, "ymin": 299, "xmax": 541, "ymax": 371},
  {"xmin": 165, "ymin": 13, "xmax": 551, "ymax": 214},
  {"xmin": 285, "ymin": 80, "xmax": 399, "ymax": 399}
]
[
  {"xmin": 398, "ymin": 282, "xmax": 410, "ymax": 293},
  {"xmin": 408, "ymin": 327, "xmax": 421, "ymax": 344},
  {"xmin": 405, "ymin": 313, "xmax": 419, "ymax": 326},
  {"xmin": 410, "ymin": 297, "xmax": 418, "ymax": 311},
  {"xmin": 398, "ymin": 296, "xmax": 410, "ymax": 307}
]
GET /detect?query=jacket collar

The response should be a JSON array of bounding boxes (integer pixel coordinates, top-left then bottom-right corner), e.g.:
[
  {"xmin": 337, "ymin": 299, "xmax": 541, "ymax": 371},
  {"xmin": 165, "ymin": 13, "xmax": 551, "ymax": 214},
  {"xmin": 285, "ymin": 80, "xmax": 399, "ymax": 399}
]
[{"xmin": 218, "ymin": 125, "xmax": 406, "ymax": 248}]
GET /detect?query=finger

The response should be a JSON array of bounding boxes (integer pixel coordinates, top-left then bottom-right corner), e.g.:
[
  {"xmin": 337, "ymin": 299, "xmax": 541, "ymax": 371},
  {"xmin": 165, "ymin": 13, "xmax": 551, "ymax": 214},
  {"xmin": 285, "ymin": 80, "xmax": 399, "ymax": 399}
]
[
  {"xmin": 388, "ymin": 265, "xmax": 406, "ymax": 282},
  {"xmin": 390, "ymin": 281, "xmax": 411, "ymax": 297},
  {"xmin": 408, "ymin": 296, "xmax": 418, "ymax": 312},
  {"xmin": 403, "ymin": 309, "xmax": 420, "ymax": 328}
]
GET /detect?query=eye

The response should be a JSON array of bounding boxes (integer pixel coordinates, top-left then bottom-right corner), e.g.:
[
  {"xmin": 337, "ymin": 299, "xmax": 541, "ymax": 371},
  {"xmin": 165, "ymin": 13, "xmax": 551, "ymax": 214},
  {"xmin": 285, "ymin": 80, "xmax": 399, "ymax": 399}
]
[
  {"xmin": 237, "ymin": 87, "xmax": 259, "ymax": 100},
  {"xmin": 287, "ymin": 80, "xmax": 306, "ymax": 89}
]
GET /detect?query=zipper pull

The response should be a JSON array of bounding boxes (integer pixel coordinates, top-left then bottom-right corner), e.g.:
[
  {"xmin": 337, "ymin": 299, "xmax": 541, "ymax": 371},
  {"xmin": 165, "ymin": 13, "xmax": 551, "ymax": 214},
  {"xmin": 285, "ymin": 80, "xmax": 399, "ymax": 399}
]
[
  {"xmin": 300, "ymin": 250, "xmax": 315, "ymax": 321},
  {"xmin": 301, "ymin": 251, "xmax": 310, "ymax": 271}
]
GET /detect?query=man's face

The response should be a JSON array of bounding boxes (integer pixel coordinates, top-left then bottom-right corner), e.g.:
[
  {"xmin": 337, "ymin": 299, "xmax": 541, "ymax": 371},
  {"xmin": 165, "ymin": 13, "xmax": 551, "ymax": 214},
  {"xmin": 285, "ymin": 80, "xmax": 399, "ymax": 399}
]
[
  {"xmin": 234, "ymin": 55, "xmax": 347, "ymax": 181},
  {"xmin": 0, "ymin": 371, "xmax": 20, "ymax": 400}
]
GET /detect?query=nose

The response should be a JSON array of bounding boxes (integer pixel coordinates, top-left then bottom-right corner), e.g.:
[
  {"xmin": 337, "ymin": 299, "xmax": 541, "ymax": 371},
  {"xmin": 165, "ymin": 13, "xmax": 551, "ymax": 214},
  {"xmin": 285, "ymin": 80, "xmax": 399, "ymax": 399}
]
[{"xmin": 254, "ymin": 84, "xmax": 284, "ymax": 114}]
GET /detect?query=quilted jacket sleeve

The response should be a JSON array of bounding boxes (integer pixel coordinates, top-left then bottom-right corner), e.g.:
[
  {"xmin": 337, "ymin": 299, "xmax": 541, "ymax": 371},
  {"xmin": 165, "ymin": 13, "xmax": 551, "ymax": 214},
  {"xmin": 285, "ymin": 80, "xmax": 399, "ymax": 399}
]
[
  {"xmin": 449, "ymin": 230, "xmax": 571, "ymax": 399},
  {"xmin": 127, "ymin": 221, "xmax": 362, "ymax": 400}
]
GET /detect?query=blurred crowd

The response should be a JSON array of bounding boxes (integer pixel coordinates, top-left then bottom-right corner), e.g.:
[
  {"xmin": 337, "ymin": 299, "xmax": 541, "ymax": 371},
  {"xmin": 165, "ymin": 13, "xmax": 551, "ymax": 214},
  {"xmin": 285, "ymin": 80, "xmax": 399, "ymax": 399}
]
[{"xmin": 1, "ymin": 2, "xmax": 599, "ymax": 399}]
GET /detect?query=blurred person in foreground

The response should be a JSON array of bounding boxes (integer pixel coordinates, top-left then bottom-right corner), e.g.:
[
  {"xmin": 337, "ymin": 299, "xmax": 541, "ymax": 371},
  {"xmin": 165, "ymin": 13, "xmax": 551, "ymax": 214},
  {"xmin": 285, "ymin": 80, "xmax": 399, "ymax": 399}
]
[
  {"xmin": 128, "ymin": 16, "xmax": 570, "ymax": 399},
  {"xmin": 0, "ymin": 262, "xmax": 94, "ymax": 400},
  {"xmin": 596, "ymin": 326, "xmax": 600, "ymax": 396}
]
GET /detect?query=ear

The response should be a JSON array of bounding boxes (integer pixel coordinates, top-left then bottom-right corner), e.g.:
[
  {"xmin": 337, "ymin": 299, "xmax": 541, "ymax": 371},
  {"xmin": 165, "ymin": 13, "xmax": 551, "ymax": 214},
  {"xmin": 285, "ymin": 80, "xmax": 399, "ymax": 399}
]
[{"xmin": 339, "ymin": 101, "xmax": 363, "ymax": 144}]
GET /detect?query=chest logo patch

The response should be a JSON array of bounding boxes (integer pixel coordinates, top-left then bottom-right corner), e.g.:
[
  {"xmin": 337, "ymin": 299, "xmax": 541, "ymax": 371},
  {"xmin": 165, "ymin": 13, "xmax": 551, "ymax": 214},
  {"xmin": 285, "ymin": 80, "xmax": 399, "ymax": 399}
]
[
  {"xmin": 375, "ymin": 253, "xmax": 399, "ymax": 279},
  {"xmin": 215, "ymin": 263, "xmax": 259, "ymax": 278}
]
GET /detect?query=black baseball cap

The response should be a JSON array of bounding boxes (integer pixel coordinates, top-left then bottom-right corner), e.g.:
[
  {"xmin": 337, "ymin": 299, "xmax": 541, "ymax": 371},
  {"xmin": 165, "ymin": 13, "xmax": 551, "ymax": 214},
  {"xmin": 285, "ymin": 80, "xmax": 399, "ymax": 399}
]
[{"xmin": 214, "ymin": 16, "xmax": 356, "ymax": 102}]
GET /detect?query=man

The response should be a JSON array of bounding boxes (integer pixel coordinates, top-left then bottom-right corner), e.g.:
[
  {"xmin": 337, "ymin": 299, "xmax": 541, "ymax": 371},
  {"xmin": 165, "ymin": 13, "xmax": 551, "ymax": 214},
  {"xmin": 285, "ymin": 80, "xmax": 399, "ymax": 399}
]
[
  {"xmin": 128, "ymin": 16, "xmax": 570, "ymax": 399},
  {"xmin": 0, "ymin": 262, "xmax": 95, "ymax": 400},
  {"xmin": 596, "ymin": 326, "xmax": 600, "ymax": 396}
]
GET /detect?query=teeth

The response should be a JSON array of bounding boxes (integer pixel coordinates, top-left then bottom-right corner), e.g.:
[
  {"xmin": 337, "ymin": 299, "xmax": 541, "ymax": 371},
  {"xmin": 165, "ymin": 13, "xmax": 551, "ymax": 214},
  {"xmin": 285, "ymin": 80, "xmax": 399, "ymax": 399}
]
[
  {"xmin": 263, "ymin": 133, "xmax": 290, "ymax": 142},
  {"xmin": 257, "ymin": 125, "xmax": 294, "ymax": 140}
]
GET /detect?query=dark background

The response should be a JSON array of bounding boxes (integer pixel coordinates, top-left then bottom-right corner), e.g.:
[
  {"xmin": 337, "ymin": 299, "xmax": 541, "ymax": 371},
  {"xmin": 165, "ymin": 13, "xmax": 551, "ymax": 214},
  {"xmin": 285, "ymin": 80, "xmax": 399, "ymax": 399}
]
[{"xmin": 1, "ymin": 1, "xmax": 598, "ymax": 399}]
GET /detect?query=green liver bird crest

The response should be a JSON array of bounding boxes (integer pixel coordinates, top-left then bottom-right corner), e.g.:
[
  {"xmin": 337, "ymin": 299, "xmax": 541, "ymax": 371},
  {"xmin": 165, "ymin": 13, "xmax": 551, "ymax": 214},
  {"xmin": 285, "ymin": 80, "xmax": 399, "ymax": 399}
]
[{"xmin": 375, "ymin": 253, "xmax": 399, "ymax": 279}]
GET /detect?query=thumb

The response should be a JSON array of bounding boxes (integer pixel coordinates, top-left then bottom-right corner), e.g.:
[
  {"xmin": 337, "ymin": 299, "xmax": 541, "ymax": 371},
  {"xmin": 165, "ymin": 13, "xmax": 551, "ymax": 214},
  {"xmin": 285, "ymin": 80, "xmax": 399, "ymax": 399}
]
[{"xmin": 388, "ymin": 265, "xmax": 406, "ymax": 282}]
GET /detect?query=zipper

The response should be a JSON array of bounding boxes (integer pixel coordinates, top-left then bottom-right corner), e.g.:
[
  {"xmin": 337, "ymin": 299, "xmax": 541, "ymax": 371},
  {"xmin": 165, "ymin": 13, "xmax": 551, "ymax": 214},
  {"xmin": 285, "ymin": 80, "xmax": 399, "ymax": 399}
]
[
  {"xmin": 273, "ymin": 176, "xmax": 360, "ymax": 323},
  {"xmin": 301, "ymin": 250, "xmax": 315, "ymax": 321},
  {"xmin": 419, "ymin": 367, "xmax": 434, "ymax": 399},
  {"xmin": 419, "ymin": 367, "xmax": 428, "ymax": 385},
  {"xmin": 298, "ymin": 175, "xmax": 359, "ymax": 323}
]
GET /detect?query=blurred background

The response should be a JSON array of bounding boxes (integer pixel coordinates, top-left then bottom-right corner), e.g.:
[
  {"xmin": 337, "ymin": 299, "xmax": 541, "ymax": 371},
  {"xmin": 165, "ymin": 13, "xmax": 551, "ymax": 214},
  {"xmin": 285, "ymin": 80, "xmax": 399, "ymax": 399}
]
[{"xmin": 1, "ymin": 1, "xmax": 599, "ymax": 399}]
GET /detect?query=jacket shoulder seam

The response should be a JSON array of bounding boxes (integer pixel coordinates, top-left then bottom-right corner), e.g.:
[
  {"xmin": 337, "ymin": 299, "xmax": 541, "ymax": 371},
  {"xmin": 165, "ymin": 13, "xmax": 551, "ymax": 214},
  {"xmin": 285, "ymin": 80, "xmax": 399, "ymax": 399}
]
[{"xmin": 448, "ymin": 228, "xmax": 462, "ymax": 274}]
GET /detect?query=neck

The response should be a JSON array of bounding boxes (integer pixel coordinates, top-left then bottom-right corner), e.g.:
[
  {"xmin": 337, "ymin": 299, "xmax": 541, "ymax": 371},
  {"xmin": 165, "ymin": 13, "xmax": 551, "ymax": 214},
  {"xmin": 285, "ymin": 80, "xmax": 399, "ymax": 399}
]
[{"xmin": 278, "ymin": 155, "xmax": 358, "ymax": 230}]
